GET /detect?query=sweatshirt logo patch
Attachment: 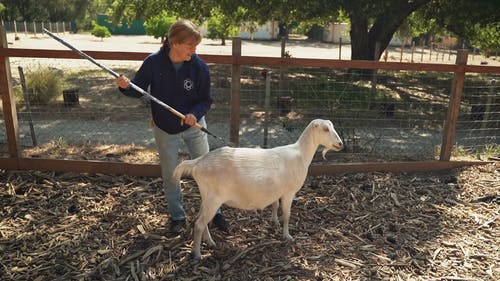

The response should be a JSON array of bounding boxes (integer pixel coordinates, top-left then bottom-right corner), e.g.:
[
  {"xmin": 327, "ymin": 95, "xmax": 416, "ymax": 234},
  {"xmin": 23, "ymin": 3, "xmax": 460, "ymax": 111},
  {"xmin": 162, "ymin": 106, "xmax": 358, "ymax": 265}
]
[{"xmin": 184, "ymin": 79, "xmax": 194, "ymax": 91}]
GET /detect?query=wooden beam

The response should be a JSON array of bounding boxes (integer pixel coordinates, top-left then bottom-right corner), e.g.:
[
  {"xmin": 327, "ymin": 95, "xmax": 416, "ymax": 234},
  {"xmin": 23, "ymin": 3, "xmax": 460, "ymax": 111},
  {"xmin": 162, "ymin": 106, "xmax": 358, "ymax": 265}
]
[
  {"xmin": 230, "ymin": 37, "xmax": 242, "ymax": 146},
  {"xmin": 0, "ymin": 48, "xmax": 150, "ymax": 61},
  {"xmin": 0, "ymin": 157, "xmax": 19, "ymax": 170},
  {"xmin": 308, "ymin": 160, "xmax": 490, "ymax": 175},
  {"xmin": 234, "ymin": 56, "xmax": 460, "ymax": 72},
  {"xmin": 0, "ymin": 27, "xmax": 21, "ymax": 157},
  {"xmin": 15, "ymin": 158, "xmax": 161, "ymax": 177},
  {"xmin": 440, "ymin": 50, "xmax": 468, "ymax": 161},
  {"xmin": 2, "ymin": 48, "xmax": 499, "ymax": 74},
  {"xmin": 0, "ymin": 157, "xmax": 490, "ymax": 178}
]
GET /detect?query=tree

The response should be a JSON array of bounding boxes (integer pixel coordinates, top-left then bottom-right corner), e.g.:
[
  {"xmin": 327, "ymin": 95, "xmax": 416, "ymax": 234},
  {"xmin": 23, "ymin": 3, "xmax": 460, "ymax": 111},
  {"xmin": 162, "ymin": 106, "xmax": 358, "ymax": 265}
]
[
  {"xmin": 206, "ymin": 7, "xmax": 242, "ymax": 45},
  {"xmin": 91, "ymin": 23, "xmax": 111, "ymax": 41},
  {"xmin": 77, "ymin": 0, "xmax": 115, "ymax": 31},
  {"xmin": 233, "ymin": 0, "xmax": 498, "ymax": 61},
  {"xmin": 110, "ymin": 0, "xmax": 249, "ymax": 45},
  {"xmin": 468, "ymin": 23, "xmax": 500, "ymax": 57},
  {"xmin": 0, "ymin": 0, "xmax": 90, "ymax": 21},
  {"xmin": 143, "ymin": 10, "xmax": 176, "ymax": 43},
  {"xmin": 420, "ymin": 0, "xmax": 500, "ymax": 55},
  {"xmin": 107, "ymin": 0, "xmax": 211, "ymax": 25},
  {"xmin": 106, "ymin": 0, "xmax": 499, "ymax": 61}
]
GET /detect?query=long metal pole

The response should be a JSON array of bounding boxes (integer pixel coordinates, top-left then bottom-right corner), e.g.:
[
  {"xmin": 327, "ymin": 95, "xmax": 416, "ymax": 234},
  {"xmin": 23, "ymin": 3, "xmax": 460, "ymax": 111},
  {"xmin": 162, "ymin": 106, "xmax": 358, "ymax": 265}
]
[{"xmin": 43, "ymin": 28, "xmax": 225, "ymax": 142}]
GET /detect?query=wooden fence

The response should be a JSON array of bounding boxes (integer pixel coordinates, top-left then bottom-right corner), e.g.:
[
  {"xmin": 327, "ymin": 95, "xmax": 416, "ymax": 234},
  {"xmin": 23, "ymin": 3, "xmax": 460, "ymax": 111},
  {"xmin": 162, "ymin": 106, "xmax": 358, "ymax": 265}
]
[
  {"xmin": 0, "ymin": 27, "xmax": 498, "ymax": 176},
  {"xmin": 1, "ymin": 20, "xmax": 73, "ymax": 36}
]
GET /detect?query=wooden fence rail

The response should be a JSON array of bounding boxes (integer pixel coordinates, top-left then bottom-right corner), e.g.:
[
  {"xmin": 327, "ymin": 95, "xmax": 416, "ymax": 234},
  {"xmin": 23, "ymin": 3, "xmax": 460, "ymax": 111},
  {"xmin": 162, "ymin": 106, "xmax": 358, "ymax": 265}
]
[{"xmin": 1, "ymin": 27, "xmax": 498, "ymax": 176}]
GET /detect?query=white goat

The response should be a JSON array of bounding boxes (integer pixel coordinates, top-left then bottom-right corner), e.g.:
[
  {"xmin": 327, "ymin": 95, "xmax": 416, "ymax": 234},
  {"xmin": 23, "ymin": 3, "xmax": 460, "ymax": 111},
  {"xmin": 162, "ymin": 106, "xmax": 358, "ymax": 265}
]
[{"xmin": 173, "ymin": 119, "xmax": 343, "ymax": 261}]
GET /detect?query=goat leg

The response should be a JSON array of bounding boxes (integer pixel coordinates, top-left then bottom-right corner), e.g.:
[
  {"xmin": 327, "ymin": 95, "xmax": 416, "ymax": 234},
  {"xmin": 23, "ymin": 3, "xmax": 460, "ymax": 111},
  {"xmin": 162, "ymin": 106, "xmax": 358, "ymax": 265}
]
[
  {"xmin": 203, "ymin": 225, "xmax": 215, "ymax": 247},
  {"xmin": 281, "ymin": 195, "xmax": 295, "ymax": 241},
  {"xmin": 192, "ymin": 202, "xmax": 220, "ymax": 261},
  {"xmin": 192, "ymin": 219, "xmax": 205, "ymax": 261},
  {"xmin": 271, "ymin": 200, "xmax": 280, "ymax": 227}
]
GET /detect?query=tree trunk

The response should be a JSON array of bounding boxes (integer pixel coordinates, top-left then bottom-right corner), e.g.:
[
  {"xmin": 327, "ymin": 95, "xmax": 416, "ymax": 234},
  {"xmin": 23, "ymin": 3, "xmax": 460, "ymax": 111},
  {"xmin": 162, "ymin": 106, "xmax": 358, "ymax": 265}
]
[
  {"xmin": 349, "ymin": 16, "xmax": 371, "ymax": 60},
  {"xmin": 349, "ymin": 0, "xmax": 431, "ymax": 61}
]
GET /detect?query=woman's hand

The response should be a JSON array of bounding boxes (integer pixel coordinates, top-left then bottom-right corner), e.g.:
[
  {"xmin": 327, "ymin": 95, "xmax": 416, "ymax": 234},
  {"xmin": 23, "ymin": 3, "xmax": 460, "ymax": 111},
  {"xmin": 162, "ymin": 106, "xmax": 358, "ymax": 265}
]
[
  {"xmin": 181, "ymin": 114, "xmax": 197, "ymax": 126},
  {"xmin": 116, "ymin": 74, "xmax": 130, "ymax": 89}
]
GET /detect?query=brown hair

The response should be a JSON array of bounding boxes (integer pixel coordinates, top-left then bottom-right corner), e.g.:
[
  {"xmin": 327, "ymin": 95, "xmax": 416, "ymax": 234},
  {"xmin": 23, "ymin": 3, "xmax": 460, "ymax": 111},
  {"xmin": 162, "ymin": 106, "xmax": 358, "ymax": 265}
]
[{"xmin": 161, "ymin": 20, "xmax": 202, "ymax": 50}]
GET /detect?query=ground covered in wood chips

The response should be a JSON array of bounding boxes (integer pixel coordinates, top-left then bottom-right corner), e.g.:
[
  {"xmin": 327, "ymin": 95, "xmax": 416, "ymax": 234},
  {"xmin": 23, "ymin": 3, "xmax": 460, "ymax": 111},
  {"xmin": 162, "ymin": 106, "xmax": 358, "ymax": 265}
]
[{"xmin": 0, "ymin": 162, "xmax": 498, "ymax": 281}]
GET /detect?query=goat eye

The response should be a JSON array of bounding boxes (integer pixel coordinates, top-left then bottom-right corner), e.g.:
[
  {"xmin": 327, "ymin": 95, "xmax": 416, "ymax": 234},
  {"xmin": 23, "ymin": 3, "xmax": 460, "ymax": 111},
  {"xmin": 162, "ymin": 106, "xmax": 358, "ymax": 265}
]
[{"xmin": 323, "ymin": 126, "xmax": 329, "ymax": 132}]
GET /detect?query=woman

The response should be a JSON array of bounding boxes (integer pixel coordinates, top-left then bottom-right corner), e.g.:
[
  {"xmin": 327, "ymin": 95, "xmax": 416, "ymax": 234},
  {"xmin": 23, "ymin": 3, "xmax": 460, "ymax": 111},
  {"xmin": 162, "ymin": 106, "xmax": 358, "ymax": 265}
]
[{"xmin": 116, "ymin": 19, "xmax": 228, "ymax": 234}]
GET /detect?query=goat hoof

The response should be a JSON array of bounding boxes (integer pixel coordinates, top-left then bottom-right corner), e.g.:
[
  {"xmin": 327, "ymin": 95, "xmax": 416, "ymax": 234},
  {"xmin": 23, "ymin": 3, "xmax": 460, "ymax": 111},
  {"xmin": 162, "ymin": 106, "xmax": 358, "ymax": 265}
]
[
  {"xmin": 190, "ymin": 252, "xmax": 201, "ymax": 264},
  {"xmin": 284, "ymin": 234, "xmax": 295, "ymax": 242}
]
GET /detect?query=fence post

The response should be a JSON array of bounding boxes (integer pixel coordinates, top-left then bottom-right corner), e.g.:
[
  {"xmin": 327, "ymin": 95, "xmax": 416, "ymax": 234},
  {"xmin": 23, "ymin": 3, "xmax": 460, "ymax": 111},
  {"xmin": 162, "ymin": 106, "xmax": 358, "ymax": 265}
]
[
  {"xmin": 263, "ymin": 70, "xmax": 272, "ymax": 148},
  {"xmin": 429, "ymin": 42, "xmax": 433, "ymax": 61},
  {"xmin": 370, "ymin": 42, "xmax": 380, "ymax": 106},
  {"xmin": 279, "ymin": 36, "xmax": 288, "ymax": 95},
  {"xmin": 230, "ymin": 37, "xmax": 242, "ymax": 146},
  {"xmin": 280, "ymin": 36, "xmax": 286, "ymax": 58},
  {"xmin": 420, "ymin": 41, "xmax": 424, "ymax": 62},
  {"xmin": 0, "ymin": 26, "xmax": 21, "ymax": 157},
  {"xmin": 411, "ymin": 41, "xmax": 415, "ymax": 63},
  {"xmin": 338, "ymin": 37, "xmax": 342, "ymax": 59},
  {"xmin": 400, "ymin": 39, "xmax": 404, "ymax": 62},
  {"xmin": 440, "ymin": 49, "xmax": 468, "ymax": 161}
]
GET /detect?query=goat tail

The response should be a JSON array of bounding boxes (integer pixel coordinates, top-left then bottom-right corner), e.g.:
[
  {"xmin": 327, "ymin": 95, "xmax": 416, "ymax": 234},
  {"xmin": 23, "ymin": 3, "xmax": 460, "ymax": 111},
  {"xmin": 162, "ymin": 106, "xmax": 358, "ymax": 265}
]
[{"xmin": 173, "ymin": 159, "xmax": 196, "ymax": 181}]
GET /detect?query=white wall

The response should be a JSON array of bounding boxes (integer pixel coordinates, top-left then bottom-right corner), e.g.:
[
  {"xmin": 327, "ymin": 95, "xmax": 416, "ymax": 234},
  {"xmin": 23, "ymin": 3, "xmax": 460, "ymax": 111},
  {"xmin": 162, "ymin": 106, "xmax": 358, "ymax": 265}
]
[
  {"xmin": 322, "ymin": 23, "xmax": 350, "ymax": 43},
  {"xmin": 238, "ymin": 21, "xmax": 279, "ymax": 40}
]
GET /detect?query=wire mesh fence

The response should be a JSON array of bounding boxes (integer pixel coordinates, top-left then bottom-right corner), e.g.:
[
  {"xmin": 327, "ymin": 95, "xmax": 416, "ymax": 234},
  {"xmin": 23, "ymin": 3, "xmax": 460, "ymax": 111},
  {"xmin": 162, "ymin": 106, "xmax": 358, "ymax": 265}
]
[
  {"xmin": 234, "ymin": 66, "xmax": 453, "ymax": 162},
  {"xmin": 1, "ymin": 59, "xmax": 497, "ymax": 163},
  {"xmin": 1, "ymin": 20, "xmax": 73, "ymax": 35},
  {"xmin": 457, "ymin": 76, "xmax": 499, "ymax": 153}
]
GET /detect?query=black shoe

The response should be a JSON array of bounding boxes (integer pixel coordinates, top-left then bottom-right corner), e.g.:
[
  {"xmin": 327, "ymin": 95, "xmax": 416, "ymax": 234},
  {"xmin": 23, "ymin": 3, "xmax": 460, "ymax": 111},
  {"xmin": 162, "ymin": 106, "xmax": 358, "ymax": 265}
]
[
  {"xmin": 169, "ymin": 219, "xmax": 186, "ymax": 234},
  {"xmin": 212, "ymin": 213, "xmax": 229, "ymax": 232}
]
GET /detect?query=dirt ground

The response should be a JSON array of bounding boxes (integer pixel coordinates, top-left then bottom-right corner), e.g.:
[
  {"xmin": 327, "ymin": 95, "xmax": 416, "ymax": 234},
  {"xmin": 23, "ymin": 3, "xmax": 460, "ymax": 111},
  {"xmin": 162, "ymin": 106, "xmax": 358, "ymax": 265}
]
[
  {"xmin": 0, "ymin": 160, "xmax": 498, "ymax": 280},
  {"xmin": 1, "ymin": 31, "xmax": 499, "ymax": 281}
]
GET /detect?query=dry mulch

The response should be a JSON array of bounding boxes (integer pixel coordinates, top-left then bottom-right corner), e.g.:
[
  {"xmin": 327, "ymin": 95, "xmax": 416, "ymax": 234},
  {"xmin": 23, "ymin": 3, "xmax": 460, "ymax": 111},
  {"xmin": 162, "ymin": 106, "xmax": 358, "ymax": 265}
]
[{"xmin": 0, "ymin": 162, "xmax": 498, "ymax": 281}]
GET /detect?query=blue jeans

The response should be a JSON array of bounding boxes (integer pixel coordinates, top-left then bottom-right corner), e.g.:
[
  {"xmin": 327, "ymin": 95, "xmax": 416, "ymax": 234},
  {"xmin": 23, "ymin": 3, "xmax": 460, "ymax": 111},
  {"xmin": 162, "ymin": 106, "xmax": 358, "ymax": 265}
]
[{"xmin": 154, "ymin": 117, "xmax": 220, "ymax": 221}]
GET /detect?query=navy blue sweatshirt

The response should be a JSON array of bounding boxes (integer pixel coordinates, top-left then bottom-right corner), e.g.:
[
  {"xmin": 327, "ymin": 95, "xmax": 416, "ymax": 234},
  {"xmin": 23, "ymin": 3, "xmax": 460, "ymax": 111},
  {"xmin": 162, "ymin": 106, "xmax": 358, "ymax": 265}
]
[{"xmin": 119, "ymin": 48, "xmax": 212, "ymax": 134}]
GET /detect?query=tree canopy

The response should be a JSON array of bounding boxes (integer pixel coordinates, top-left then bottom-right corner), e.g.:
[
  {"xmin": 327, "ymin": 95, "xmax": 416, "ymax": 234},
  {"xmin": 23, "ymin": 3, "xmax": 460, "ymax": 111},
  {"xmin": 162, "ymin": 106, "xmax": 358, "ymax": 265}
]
[
  {"xmin": 0, "ymin": 0, "xmax": 90, "ymax": 21},
  {"xmin": 2, "ymin": 0, "xmax": 498, "ymax": 60},
  {"xmin": 106, "ymin": 0, "xmax": 499, "ymax": 60}
]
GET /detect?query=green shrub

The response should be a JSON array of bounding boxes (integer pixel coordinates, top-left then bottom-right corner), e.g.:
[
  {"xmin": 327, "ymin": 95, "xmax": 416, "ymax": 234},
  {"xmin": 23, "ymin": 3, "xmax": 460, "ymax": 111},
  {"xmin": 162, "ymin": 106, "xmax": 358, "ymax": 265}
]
[
  {"xmin": 144, "ymin": 10, "xmax": 176, "ymax": 43},
  {"xmin": 91, "ymin": 24, "xmax": 111, "ymax": 41},
  {"xmin": 21, "ymin": 67, "xmax": 63, "ymax": 105},
  {"xmin": 206, "ymin": 7, "xmax": 239, "ymax": 45}
]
